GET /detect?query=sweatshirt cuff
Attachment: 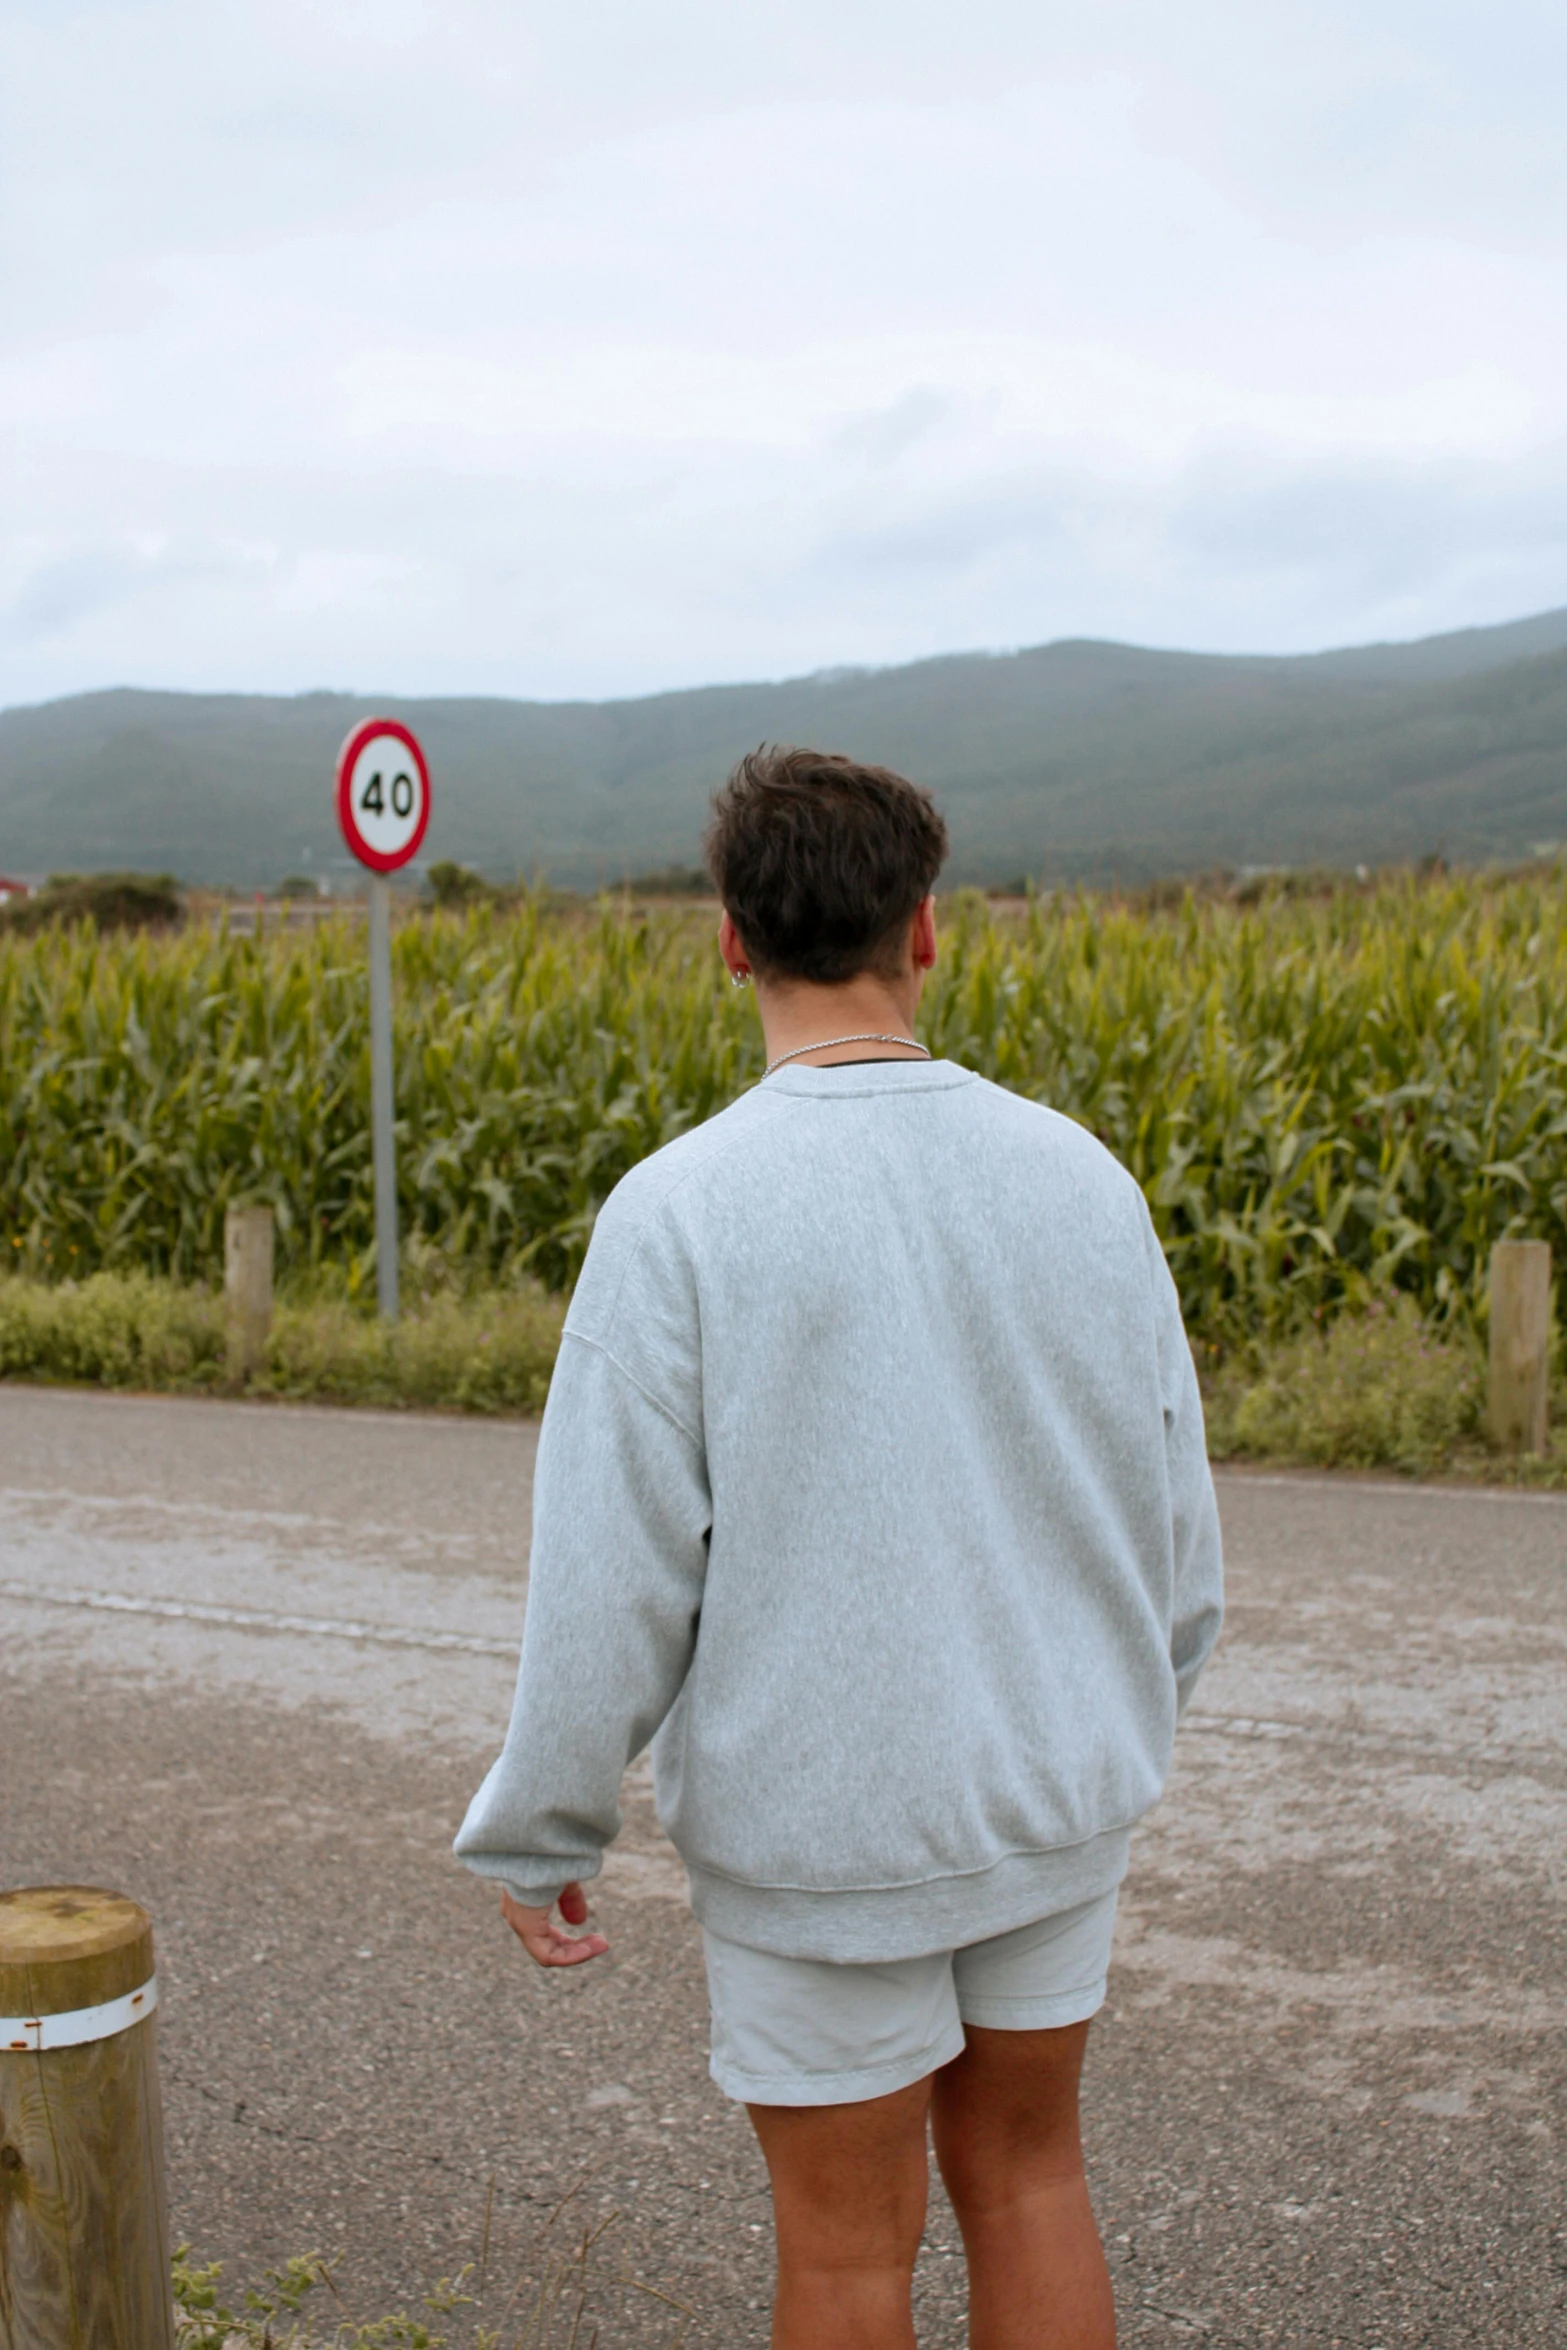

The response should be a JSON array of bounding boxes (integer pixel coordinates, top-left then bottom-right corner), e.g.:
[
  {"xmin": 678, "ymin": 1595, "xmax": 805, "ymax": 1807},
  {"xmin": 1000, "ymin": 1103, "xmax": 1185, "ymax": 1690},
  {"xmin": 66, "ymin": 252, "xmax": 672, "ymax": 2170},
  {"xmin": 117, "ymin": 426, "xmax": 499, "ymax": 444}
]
[
  {"xmin": 458, "ymin": 1855, "xmax": 592, "ymax": 1912},
  {"xmin": 502, "ymin": 1880, "xmax": 572, "ymax": 1913}
]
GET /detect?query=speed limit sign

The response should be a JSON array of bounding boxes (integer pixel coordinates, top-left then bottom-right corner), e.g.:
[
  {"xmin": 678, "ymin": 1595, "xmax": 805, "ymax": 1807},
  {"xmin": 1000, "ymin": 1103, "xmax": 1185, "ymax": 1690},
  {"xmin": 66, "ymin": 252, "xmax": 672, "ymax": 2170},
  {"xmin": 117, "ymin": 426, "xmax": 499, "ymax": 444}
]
[{"xmin": 335, "ymin": 717, "xmax": 431, "ymax": 872}]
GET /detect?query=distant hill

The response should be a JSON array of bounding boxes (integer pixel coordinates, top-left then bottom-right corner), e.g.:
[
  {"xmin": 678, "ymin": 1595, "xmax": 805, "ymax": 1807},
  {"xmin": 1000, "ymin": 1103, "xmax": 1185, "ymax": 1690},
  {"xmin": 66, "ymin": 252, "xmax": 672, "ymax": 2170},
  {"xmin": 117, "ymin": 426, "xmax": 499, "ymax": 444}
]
[{"xmin": 5, "ymin": 606, "xmax": 1567, "ymax": 890}]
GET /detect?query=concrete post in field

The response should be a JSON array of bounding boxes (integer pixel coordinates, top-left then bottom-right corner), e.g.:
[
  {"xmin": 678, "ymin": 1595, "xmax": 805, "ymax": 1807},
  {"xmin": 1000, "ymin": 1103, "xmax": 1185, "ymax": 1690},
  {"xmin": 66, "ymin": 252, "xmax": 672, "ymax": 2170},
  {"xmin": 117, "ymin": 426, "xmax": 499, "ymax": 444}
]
[
  {"xmin": 1488, "ymin": 1239, "xmax": 1551, "ymax": 1454},
  {"xmin": 224, "ymin": 1201, "xmax": 274, "ymax": 1380},
  {"xmin": 0, "ymin": 1886, "xmax": 174, "ymax": 2350}
]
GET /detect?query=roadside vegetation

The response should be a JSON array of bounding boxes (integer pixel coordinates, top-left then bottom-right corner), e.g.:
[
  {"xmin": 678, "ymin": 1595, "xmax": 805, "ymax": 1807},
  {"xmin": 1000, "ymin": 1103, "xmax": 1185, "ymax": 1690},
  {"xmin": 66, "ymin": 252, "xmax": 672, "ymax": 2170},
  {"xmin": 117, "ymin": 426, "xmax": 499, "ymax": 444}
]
[
  {"xmin": 0, "ymin": 869, "xmax": 182, "ymax": 935},
  {"xmin": 8, "ymin": 1258, "xmax": 1562, "ymax": 1480},
  {"xmin": 1201, "ymin": 1295, "xmax": 1531, "ymax": 1479},
  {"xmin": 0, "ymin": 1264, "xmax": 560, "ymax": 1416},
  {"xmin": 171, "ymin": 2207, "xmax": 692, "ymax": 2347},
  {"xmin": 4, "ymin": 868, "xmax": 1567, "ymax": 1469}
]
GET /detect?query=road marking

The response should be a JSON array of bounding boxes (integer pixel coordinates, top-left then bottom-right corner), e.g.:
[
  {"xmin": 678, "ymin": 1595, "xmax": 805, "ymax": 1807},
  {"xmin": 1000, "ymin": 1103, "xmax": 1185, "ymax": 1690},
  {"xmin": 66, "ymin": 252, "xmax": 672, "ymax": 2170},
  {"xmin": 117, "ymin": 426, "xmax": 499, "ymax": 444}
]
[
  {"xmin": 2, "ymin": 1484, "xmax": 484, "ymax": 1549},
  {"xmin": 3, "ymin": 1583, "xmax": 1560, "ymax": 1773},
  {"xmin": 0, "ymin": 1579, "xmax": 516, "ymax": 1658},
  {"xmin": 1185, "ymin": 1711, "xmax": 1301, "ymax": 1740},
  {"xmin": 3, "ymin": 1483, "xmax": 360, "ymax": 1530},
  {"xmin": 1182, "ymin": 1704, "xmax": 1564, "ymax": 1773}
]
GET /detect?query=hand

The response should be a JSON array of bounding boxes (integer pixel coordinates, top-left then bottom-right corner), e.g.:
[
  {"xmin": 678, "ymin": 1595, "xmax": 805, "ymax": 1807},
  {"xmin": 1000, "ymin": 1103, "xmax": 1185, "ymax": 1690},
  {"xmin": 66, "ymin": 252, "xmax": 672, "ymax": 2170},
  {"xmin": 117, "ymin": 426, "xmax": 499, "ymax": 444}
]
[{"xmin": 500, "ymin": 1882, "xmax": 610, "ymax": 1968}]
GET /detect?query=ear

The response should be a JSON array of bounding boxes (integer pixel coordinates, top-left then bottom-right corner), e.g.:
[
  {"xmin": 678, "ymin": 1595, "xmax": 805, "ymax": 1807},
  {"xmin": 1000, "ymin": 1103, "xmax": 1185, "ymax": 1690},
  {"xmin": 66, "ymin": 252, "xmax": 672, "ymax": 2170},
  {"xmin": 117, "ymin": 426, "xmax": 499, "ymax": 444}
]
[
  {"xmin": 718, "ymin": 909, "xmax": 751, "ymax": 979},
  {"xmin": 910, "ymin": 895, "xmax": 937, "ymax": 971}
]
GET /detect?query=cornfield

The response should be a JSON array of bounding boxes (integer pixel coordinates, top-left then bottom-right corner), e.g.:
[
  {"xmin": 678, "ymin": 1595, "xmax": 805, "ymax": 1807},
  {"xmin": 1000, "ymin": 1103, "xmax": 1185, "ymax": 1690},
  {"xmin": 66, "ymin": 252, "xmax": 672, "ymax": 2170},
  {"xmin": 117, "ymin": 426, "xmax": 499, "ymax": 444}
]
[{"xmin": 4, "ymin": 874, "xmax": 1566, "ymax": 1342}]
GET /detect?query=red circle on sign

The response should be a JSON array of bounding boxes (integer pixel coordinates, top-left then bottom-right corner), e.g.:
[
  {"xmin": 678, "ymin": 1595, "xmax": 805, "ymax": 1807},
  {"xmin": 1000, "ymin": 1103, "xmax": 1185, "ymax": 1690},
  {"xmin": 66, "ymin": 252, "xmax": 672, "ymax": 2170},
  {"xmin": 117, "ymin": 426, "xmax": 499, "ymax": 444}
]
[{"xmin": 335, "ymin": 718, "xmax": 432, "ymax": 873}]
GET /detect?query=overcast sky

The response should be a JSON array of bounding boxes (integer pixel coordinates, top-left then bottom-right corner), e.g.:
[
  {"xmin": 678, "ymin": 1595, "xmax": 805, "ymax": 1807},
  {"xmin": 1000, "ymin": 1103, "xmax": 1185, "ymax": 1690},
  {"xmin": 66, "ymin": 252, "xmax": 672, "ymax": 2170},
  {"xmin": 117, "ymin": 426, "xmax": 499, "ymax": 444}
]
[{"xmin": 4, "ymin": 1, "xmax": 1567, "ymax": 707}]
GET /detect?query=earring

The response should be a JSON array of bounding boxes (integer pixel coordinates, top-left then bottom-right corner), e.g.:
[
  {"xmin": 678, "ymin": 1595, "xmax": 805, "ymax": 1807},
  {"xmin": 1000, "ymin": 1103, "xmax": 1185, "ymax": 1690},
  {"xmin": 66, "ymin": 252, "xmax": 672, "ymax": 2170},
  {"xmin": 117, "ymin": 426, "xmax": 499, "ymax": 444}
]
[{"xmin": 730, "ymin": 967, "xmax": 751, "ymax": 988}]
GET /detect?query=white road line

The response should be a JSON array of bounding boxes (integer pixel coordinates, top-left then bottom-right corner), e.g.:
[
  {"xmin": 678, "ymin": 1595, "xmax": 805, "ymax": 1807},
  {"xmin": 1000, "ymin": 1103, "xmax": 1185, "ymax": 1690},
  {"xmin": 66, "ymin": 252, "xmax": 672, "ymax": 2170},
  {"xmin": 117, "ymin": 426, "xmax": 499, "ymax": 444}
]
[
  {"xmin": 1184, "ymin": 1712, "xmax": 1301, "ymax": 1740},
  {"xmin": 2, "ymin": 1485, "xmax": 356, "ymax": 1531},
  {"xmin": 1181, "ymin": 1704, "xmax": 1564, "ymax": 1771},
  {"xmin": 0, "ymin": 1579, "xmax": 517, "ymax": 1658},
  {"xmin": 4, "ymin": 1582, "xmax": 1560, "ymax": 1773}
]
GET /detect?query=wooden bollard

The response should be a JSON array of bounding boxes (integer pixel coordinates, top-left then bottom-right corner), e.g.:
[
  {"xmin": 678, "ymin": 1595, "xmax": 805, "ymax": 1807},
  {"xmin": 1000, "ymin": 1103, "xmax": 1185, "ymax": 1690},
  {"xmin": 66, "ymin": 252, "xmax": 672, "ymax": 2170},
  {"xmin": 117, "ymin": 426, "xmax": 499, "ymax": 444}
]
[
  {"xmin": 224, "ymin": 1201, "xmax": 274, "ymax": 1381},
  {"xmin": 0, "ymin": 1887, "xmax": 174, "ymax": 2348},
  {"xmin": 1488, "ymin": 1239, "xmax": 1551, "ymax": 1455}
]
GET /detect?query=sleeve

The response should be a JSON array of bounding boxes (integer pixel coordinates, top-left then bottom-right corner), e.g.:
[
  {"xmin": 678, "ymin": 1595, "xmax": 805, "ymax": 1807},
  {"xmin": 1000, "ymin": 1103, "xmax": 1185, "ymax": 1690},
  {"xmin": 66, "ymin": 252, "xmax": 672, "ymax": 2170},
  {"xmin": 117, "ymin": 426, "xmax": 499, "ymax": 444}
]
[
  {"xmin": 453, "ymin": 1329, "xmax": 711, "ymax": 1907},
  {"xmin": 1142, "ymin": 1209, "xmax": 1224, "ymax": 1717}
]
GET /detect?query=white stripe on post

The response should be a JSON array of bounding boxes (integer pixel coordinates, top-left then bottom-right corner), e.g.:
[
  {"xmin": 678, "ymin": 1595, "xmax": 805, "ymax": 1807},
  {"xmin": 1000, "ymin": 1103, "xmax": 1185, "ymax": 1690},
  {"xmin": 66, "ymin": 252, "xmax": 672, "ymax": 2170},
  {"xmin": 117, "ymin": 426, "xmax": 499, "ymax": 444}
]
[{"xmin": 1, "ymin": 1971, "xmax": 159, "ymax": 2053}]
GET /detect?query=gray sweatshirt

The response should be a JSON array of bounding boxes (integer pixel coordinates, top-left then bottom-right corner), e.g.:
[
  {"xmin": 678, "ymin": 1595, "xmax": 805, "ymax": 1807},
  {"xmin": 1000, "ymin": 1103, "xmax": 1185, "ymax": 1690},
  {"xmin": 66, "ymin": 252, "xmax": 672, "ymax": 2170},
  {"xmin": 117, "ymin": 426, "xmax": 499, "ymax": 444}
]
[{"xmin": 455, "ymin": 1059, "xmax": 1223, "ymax": 1962}]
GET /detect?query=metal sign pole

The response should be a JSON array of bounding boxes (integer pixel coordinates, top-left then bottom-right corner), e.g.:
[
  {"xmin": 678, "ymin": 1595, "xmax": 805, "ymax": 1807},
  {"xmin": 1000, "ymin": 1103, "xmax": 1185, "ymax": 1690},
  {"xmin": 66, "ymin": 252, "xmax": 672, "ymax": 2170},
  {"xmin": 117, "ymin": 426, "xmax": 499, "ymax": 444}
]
[{"xmin": 367, "ymin": 872, "xmax": 399, "ymax": 1322}]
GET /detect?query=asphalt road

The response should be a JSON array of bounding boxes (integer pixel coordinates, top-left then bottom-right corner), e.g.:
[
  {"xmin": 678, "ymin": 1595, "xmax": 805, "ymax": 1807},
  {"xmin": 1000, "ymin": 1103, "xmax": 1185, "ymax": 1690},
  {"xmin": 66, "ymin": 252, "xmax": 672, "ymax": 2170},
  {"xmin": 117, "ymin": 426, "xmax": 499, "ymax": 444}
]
[{"xmin": 2, "ymin": 1386, "xmax": 1563, "ymax": 2346}]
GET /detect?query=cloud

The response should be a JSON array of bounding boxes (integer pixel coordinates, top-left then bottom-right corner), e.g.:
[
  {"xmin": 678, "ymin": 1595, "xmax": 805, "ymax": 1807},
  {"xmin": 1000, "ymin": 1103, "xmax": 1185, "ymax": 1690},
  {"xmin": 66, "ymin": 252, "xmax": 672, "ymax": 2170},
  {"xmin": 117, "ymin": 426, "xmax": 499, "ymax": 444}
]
[{"xmin": 2, "ymin": 1, "xmax": 1567, "ymax": 705}]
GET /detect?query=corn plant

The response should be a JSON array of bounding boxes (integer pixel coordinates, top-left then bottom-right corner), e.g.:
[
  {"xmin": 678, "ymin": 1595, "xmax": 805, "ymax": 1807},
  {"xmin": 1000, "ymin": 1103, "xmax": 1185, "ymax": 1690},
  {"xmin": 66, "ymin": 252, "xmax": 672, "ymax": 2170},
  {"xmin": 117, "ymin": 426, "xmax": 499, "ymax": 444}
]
[{"xmin": 6, "ymin": 872, "xmax": 1567, "ymax": 1342}]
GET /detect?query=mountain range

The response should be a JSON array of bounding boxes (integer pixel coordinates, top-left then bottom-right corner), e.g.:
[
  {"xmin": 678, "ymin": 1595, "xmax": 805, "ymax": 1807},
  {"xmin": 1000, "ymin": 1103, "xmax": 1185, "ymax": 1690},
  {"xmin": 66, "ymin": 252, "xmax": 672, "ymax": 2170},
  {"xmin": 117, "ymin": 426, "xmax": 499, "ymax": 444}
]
[{"xmin": 4, "ymin": 604, "xmax": 1567, "ymax": 889}]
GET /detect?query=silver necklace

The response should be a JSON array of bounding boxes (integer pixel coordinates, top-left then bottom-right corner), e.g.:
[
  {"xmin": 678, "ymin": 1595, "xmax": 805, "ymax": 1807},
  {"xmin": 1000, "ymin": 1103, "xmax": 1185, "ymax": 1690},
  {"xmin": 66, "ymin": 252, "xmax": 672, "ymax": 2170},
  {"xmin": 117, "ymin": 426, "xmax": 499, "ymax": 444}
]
[{"xmin": 763, "ymin": 1032, "xmax": 931, "ymax": 1078}]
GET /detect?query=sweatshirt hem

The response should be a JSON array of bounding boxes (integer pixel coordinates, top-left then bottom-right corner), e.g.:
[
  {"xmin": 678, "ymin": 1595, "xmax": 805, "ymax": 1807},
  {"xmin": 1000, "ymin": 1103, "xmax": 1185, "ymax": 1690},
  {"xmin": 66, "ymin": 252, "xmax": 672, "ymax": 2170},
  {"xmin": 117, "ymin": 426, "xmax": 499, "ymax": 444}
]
[{"xmin": 684, "ymin": 1829, "xmax": 1133, "ymax": 1963}]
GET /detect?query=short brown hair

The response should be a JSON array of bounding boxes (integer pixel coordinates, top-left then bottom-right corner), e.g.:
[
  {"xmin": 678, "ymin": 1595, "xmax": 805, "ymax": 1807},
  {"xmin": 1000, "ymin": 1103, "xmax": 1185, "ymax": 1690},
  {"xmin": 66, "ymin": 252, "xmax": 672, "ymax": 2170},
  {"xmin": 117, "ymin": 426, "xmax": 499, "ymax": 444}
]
[{"xmin": 704, "ymin": 746, "xmax": 948, "ymax": 985}]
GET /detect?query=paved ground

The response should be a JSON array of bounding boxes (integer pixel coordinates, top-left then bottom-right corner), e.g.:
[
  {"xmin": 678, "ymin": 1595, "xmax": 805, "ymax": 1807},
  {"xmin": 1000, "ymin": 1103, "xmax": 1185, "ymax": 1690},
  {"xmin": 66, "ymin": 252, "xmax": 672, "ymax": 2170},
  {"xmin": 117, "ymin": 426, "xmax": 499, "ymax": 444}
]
[{"xmin": 1, "ymin": 1385, "xmax": 1563, "ymax": 2346}]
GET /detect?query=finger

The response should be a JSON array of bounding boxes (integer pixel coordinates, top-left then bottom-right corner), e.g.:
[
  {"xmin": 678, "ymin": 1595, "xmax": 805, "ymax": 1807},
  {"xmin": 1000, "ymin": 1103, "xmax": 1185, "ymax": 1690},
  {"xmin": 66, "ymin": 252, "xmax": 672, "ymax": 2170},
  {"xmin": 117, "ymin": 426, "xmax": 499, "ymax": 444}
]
[
  {"xmin": 558, "ymin": 1882, "xmax": 589, "ymax": 1926},
  {"xmin": 538, "ymin": 1929, "xmax": 610, "ymax": 1967},
  {"xmin": 520, "ymin": 1922, "xmax": 611, "ymax": 1968},
  {"xmin": 500, "ymin": 1890, "xmax": 609, "ymax": 1968}
]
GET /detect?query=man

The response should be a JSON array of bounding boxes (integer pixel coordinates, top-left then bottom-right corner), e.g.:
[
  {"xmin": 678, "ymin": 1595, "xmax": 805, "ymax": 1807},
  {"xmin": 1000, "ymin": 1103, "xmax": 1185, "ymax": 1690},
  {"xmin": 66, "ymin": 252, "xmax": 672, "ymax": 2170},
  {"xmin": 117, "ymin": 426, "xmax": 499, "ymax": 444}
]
[{"xmin": 457, "ymin": 746, "xmax": 1223, "ymax": 2348}]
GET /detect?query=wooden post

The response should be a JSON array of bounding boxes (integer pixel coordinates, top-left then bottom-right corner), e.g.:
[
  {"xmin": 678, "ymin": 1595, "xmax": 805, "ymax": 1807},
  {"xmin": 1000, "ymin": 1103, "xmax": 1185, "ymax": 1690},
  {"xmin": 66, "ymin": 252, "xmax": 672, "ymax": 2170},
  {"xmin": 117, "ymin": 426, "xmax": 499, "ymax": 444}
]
[
  {"xmin": 1488, "ymin": 1239, "xmax": 1551, "ymax": 1454},
  {"xmin": 224, "ymin": 1202, "xmax": 274, "ymax": 1381},
  {"xmin": 0, "ymin": 1887, "xmax": 174, "ymax": 2349}
]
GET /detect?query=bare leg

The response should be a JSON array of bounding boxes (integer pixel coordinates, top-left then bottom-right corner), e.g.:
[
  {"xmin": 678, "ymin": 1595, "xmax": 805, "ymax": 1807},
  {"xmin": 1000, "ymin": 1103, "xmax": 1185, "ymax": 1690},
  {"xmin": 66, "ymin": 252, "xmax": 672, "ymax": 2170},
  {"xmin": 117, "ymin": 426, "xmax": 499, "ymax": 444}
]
[
  {"xmin": 931, "ymin": 2020, "xmax": 1116, "ymax": 2350},
  {"xmin": 747, "ymin": 2078, "xmax": 932, "ymax": 2350}
]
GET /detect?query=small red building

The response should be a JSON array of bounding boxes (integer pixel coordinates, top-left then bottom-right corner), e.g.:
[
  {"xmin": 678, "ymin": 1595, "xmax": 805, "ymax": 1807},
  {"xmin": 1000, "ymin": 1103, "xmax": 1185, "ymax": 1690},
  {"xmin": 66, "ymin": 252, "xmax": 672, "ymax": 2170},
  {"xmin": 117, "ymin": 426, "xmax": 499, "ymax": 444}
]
[{"xmin": 0, "ymin": 875, "xmax": 30, "ymax": 906}]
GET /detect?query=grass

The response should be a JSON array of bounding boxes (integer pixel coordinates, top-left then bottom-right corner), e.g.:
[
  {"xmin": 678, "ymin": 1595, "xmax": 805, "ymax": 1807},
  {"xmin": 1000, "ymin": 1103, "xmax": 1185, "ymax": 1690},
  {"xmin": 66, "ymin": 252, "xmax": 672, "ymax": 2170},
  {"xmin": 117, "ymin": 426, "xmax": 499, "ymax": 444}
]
[
  {"xmin": 1202, "ymin": 1293, "xmax": 1567, "ymax": 1482},
  {"xmin": 171, "ymin": 2246, "xmax": 496, "ymax": 2350},
  {"xmin": 170, "ymin": 2178, "xmax": 693, "ymax": 2347},
  {"xmin": 5, "ymin": 1262, "xmax": 1566, "ymax": 1481},
  {"xmin": 1204, "ymin": 1296, "xmax": 1486, "ymax": 1476},
  {"xmin": 0, "ymin": 1267, "xmax": 562, "ymax": 1417}
]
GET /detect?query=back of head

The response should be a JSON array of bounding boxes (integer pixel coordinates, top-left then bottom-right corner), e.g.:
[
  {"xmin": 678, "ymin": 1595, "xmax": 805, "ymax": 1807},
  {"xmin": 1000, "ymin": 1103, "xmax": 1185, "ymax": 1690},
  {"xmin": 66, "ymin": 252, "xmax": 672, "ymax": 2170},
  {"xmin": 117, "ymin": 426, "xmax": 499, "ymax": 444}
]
[{"xmin": 704, "ymin": 746, "xmax": 949, "ymax": 985}]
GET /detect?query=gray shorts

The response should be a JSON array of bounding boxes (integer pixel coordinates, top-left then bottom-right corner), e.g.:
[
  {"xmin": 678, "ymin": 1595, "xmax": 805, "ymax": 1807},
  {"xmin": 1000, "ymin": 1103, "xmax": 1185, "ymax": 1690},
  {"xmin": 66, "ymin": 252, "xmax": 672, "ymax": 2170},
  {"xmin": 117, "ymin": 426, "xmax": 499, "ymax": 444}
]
[{"xmin": 702, "ymin": 1886, "xmax": 1119, "ymax": 2107}]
